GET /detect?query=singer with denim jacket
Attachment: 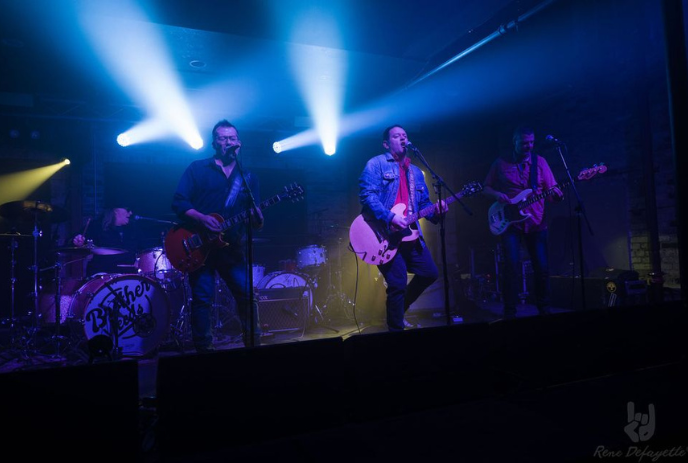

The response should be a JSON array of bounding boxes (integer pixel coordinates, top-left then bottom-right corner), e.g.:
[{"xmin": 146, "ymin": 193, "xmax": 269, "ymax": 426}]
[{"xmin": 358, "ymin": 125, "xmax": 447, "ymax": 331}]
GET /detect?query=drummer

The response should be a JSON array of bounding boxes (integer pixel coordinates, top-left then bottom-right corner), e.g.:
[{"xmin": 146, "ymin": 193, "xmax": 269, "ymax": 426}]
[{"xmin": 72, "ymin": 206, "xmax": 138, "ymax": 276}]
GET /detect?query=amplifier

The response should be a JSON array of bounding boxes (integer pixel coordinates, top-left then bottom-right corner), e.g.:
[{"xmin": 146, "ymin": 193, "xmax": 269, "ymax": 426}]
[
  {"xmin": 257, "ymin": 287, "xmax": 309, "ymax": 333},
  {"xmin": 550, "ymin": 274, "xmax": 647, "ymax": 310}
]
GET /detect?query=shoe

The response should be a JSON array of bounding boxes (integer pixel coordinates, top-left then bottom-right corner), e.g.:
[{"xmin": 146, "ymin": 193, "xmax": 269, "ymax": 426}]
[
  {"xmin": 502, "ymin": 310, "xmax": 517, "ymax": 320},
  {"xmin": 195, "ymin": 345, "xmax": 216, "ymax": 354},
  {"xmin": 403, "ymin": 319, "xmax": 421, "ymax": 329},
  {"xmin": 538, "ymin": 306, "xmax": 552, "ymax": 316}
]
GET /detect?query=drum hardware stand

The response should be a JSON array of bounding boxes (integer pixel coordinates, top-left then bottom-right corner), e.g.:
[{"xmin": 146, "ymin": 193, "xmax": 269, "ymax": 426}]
[
  {"xmin": 7, "ymin": 208, "xmax": 46, "ymax": 360},
  {"xmin": 0, "ymin": 232, "xmax": 31, "ymax": 364},
  {"xmin": 38, "ymin": 256, "xmax": 89, "ymax": 359},
  {"xmin": 169, "ymin": 273, "xmax": 194, "ymax": 352},
  {"xmin": 38, "ymin": 261, "xmax": 66, "ymax": 357},
  {"xmin": 321, "ymin": 238, "xmax": 354, "ymax": 321},
  {"xmin": 6, "ymin": 232, "xmax": 20, "ymax": 347}
]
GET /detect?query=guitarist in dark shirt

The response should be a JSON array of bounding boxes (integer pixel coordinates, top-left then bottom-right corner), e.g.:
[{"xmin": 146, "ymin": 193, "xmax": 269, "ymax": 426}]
[
  {"xmin": 171, "ymin": 119, "xmax": 264, "ymax": 351},
  {"xmin": 483, "ymin": 126, "xmax": 563, "ymax": 319}
]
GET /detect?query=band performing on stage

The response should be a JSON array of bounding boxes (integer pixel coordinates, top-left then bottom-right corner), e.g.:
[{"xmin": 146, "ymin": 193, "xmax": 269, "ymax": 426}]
[{"xmin": 0, "ymin": 119, "xmax": 597, "ymax": 363}]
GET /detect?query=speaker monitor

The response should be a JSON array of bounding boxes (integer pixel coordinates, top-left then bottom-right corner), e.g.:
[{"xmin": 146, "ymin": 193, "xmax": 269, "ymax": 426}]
[
  {"xmin": 0, "ymin": 361, "xmax": 139, "ymax": 458},
  {"xmin": 550, "ymin": 269, "xmax": 647, "ymax": 310}
]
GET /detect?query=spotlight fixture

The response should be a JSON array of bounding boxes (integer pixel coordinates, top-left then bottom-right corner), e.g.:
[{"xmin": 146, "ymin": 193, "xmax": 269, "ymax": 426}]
[
  {"xmin": 117, "ymin": 133, "xmax": 131, "ymax": 147},
  {"xmin": 272, "ymin": 142, "xmax": 283, "ymax": 154}
]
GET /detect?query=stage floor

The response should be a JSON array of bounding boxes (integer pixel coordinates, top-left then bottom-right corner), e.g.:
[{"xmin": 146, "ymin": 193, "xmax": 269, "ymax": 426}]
[{"xmin": 0, "ymin": 298, "xmax": 568, "ymax": 397}]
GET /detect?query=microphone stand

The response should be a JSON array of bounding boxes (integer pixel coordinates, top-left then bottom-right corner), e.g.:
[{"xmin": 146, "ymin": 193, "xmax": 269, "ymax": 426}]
[
  {"xmin": 134, "ymin": 216, "xmax": 178, "ymax": 225},
  {"xmin": 408, "ymin": 145, "xmax": 473, "ymax": 326},
  {"xmin": 233, "ymin": 152, "xmax": 259, "ymax": 347},
  {"xmin": 554, "ymin": 141, "xmax": 594, "ymax": 310}
]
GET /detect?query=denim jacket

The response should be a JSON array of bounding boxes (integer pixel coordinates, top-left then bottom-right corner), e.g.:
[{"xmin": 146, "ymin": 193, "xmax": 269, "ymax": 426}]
[{"xmin": 358, "ymin": 152, "xmax": 438, "ymax": 241}]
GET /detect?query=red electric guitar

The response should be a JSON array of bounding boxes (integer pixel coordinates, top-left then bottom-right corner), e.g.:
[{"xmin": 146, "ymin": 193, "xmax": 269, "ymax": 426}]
[{"xmin": 165, "ymin": 183, "xmax": 304, "ymax": 273}]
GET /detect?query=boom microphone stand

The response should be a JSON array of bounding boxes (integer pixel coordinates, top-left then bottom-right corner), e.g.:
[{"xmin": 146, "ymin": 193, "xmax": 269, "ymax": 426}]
[
  {"xmin": 550, "ymin": 137, "xmax": 594, "ymax": 309},
  {"xmin": 233, "ymin": 148, "xmax": 259, "ymax": 347},
  {"xmin": 407, "ymin": 142, "xmax": 473, "ymax": 326}
]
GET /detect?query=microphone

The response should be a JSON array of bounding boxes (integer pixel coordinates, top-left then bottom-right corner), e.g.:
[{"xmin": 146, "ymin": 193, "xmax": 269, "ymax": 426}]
[
  {"xmin": 545, "ymin": 135, "xmax": 563, "ymax": 144},
  {"xmin": 134, "ymin": 215, "xmax": 177, "ymax": 225},
  {"xmin": 224, "ymin": 144, "xmax": 240, "ymax": 155},
  {"xmin": 405, "ymin": 141, "xmax": 419, "ymax": 151}
]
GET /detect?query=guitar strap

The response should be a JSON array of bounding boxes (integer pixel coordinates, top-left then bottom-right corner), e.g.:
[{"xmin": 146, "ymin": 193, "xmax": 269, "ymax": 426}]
[
  {"xmin": 408, "ymin": 164, "xmax": 416, "ymax": 215},
  {"xmin": 529, "ymin": 154, "xmax": 539, "ymax": 190},
  {"xmin": 223, "ymin": 171, "xmax": 244, "ymax": 210}
]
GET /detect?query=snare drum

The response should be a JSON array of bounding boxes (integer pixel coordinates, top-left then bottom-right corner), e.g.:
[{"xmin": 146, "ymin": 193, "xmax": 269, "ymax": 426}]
[
  {"xmin": 296, "ymin": 245, "xmax": 327, "ymax": 270},
  {"xmin": 38, "ymin": 278, "xmax": 84, "ymax": 325},
  {"xmin": 136, "ymin": 247, "xmax": 182, "ymax": 290},
  {"xmin": 68, "ymin": 274, "xmax": 171, "ymax": 357}
]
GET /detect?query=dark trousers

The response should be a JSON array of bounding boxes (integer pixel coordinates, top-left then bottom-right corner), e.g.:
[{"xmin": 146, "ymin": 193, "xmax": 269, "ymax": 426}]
[
  {"xmin": 501, "ymin": 228, "xmax": 551, "ymax": 315},
  {"xmin": 378, "ymin": 240, "xmax": 439, "ymax": 330},
  {"xmin": 188, "ymin": 247, "xmax": 261, "ymax": 349}
]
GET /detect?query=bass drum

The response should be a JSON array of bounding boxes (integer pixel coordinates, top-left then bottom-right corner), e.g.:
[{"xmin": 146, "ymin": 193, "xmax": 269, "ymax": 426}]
[{"xmin": 68, "ymin": 274, "xmax": 171, "ymax": 357}]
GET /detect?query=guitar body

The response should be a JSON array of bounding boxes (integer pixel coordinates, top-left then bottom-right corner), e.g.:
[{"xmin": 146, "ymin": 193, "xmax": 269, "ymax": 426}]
[
  {"xmin": 349, "ymin": 181, "xmax": 483, "ymax": 266},
  {"xmin": 164, "ymin": 183, "xmax": 305, "ymax": 274},
  {"xmin": 488, "ymin": 189, "xmax": 533, "ymax": 235},
  {"xmin": 348, "ymin": 204, "xmax": 418, "ymax": 266},
  {"xmin": 486, "ymin": 163, "xmax": 608, "ymax": 236},
  {"xmin": 164, "ymin": 213, "xmax": 228, "ymax": 273}
]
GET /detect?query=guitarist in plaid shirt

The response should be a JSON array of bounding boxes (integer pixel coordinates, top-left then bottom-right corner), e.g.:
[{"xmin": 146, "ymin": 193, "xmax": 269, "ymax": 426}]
[{"xmin": 483, "ymin": 126, "xmax": 563, "ymax": 319}]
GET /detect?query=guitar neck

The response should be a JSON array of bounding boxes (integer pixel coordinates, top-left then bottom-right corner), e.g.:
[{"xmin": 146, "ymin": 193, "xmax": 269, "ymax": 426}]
[
  {"xmin": 219, "ymin": 194, "xmax": 283, "ymax": 233},
  {"xmin": 517, "ymin": 181, "xmax": 571, "ymax": 210},
  {"xmin": 406, "ymin": 192, "xmax": 463, "ymax": 223}
]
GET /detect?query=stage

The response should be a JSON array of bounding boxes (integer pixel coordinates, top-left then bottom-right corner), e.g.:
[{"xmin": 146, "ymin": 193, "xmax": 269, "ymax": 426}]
[{"xmin": 1, "ymin": 299, "xmax": 686, "ymax": 462}]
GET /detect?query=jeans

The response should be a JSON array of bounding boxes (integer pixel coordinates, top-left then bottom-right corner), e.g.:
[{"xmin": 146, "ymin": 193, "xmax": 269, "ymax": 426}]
[
  {"xmin": 501, "ymin": 228, "xmax": 551, "ymax": 315},
  {"xmin": 188, "ymin": 246, "xmax": 261, "ymax": 349},
  {"xmin": 378, "ymin": 240, "xmax": 438, "ymax": 330}
]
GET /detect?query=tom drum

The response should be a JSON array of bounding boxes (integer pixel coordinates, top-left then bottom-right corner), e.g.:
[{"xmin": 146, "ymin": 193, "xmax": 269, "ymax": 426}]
[
  {"xmin": 136, "ymin": 247, "xmax": 182, "ymax": 290},
  {"xmin": 296, "ymin": 245, "xmax": 327, "ymax": 270}
]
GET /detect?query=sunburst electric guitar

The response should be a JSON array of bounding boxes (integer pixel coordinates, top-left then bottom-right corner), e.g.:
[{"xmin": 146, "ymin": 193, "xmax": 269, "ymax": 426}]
[
  {"xmin": 487, "ymin": 164, "xmax": 607, "ymax": 235},
  {"xmin": 349, "ymin": 182, "xmax": 483, "ymax": 265},
  {"xmin": 165, "ymin": 183, "xmax": 304, "ymax": 273}
]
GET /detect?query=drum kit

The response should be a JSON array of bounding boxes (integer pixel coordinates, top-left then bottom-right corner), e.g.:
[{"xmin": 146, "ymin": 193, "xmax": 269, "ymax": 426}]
[
  {"xmin": 1, "ymin": 199, "xmax": 355, "ymax": 362},
  {"xmin": 0, "ymin": 200, "xmax": 188, "ymax": 362}
]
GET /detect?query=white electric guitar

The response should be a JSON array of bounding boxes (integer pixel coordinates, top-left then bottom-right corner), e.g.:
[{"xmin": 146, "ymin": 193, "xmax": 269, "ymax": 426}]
[
  {"xmin": 487, "ymin": 164, "xmax": 607, "ymax": 235},
  {"xmin": 349, "ymin": 182, "xmax": 483, "ymax": 265}
]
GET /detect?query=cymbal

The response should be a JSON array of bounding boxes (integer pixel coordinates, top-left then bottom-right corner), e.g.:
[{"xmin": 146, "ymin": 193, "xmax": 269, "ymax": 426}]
[
  {"xmin": 116, "ymin": 263, "xmax": 137, "ymax": 268},
  {"xmin": 91, "ymin": 246, "xmax": 128, "ymax": 256},
  {"xmin": 0, "ymin": 232, "xmax": 32, "ymax": 238},
  {"xmin": 52, "ymin": 246, "xmax": 92, "ymax": 255},
  {"xmin": 51, "ymin": 246, "xmax": 128, "ymax": 256},
  {"xmin": 0, "ymin": 200, "xmax": 69, "ymax": 223}
]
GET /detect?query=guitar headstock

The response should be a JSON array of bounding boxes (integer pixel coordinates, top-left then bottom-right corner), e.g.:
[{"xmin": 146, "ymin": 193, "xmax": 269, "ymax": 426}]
[
  {"xmin": 461, "ymin": 181, "xmax": 484, "ymax": 197},
  {"xmin": 282, "ymin": 183, "xmax": 305, "ymax": 202},
  {"xmin": 577, "ymin": 163, "xmax": 608, "ymax": 181}
]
